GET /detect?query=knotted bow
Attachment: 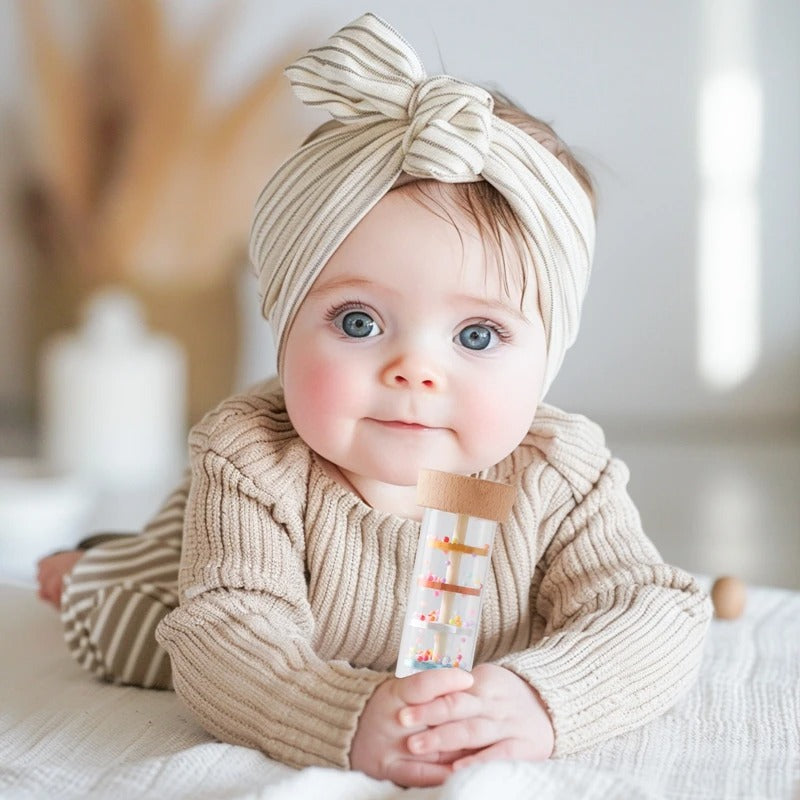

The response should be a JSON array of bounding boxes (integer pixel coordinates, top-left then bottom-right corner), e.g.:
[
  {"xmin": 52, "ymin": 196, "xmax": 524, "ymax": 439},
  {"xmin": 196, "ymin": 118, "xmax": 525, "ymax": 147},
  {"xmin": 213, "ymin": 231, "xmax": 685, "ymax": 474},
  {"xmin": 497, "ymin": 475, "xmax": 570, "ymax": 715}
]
[
  {"xmin": 251, "ymin": 13, "xmax": 596, "ymax": 395},
  {"xmin": 402, "ymin": 76, "xmax": 493, "ymax": 179},
  {"xmin": 289, "ymin": 26, "xmax": 494, "ymax": 182}
]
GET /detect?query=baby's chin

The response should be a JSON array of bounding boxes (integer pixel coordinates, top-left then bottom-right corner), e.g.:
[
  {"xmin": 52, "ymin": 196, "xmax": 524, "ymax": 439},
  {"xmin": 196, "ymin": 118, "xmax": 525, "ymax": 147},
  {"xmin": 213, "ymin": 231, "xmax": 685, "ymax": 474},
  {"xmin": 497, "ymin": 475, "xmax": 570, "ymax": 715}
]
[{"xmin": 366, "ymin": 458, "xmax": 492, "ymax": 487}]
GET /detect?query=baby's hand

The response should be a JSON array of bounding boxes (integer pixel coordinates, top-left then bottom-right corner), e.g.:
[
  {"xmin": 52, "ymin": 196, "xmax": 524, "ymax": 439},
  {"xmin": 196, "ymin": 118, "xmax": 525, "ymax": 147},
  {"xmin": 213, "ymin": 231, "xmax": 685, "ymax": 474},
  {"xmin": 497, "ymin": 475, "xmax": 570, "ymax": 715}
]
[
  {"xmin": 36, "ymin": 550, "xmax": 83, "ymax": 609},
  {"xmin": 400, "ymin": 663, "xmax": 555, "ymax": 770},
  {"xmin": 350, "ymin": 667, "xmax": 474, "ymax": 786}
]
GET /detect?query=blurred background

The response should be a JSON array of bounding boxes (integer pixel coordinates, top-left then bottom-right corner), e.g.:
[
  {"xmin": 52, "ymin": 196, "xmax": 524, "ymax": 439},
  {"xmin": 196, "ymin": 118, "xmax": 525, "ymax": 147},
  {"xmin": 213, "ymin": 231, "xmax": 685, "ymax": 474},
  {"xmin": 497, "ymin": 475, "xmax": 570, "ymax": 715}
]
[{"xmin": 0, "ymin": 0, "xmax": 797, "ymax": 589}]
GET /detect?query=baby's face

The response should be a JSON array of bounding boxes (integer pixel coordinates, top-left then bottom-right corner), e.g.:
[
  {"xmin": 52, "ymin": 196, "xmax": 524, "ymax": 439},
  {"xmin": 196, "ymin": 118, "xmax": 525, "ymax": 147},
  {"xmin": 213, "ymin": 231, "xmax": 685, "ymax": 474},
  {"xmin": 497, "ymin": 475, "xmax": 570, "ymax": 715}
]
[{"xmin": 282, "ymin": 185, "xmax": 546, "ymax": 489}]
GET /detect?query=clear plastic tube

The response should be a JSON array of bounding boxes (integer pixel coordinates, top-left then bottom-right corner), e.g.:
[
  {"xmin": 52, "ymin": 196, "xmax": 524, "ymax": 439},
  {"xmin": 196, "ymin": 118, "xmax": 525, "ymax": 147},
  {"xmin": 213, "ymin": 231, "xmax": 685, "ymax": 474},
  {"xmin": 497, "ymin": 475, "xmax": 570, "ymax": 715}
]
[{"xmin": 395, "ymin": 470, "xmax": 514, "ymax": 677}]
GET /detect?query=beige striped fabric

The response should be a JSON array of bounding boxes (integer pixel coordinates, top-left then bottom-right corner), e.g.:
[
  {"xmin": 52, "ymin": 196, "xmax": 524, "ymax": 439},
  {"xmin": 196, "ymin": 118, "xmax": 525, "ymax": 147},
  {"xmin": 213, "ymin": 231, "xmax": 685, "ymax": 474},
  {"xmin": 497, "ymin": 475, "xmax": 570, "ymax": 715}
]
[
  {"xmin": 249, "ymin": 12, "xmax": 595, "ymax": 394},
  {"xmin": 60, "ymin": 479, "xmax": 187, "ymax": 689}
]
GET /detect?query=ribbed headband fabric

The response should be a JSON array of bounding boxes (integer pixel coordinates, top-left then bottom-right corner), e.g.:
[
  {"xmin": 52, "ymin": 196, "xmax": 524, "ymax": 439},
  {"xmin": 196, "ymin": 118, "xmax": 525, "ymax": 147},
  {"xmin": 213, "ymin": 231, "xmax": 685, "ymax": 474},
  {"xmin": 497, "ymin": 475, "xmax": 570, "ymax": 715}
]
[{"xmin": 249, "ymin": 12, "xmax": 595, "ymax": 394}]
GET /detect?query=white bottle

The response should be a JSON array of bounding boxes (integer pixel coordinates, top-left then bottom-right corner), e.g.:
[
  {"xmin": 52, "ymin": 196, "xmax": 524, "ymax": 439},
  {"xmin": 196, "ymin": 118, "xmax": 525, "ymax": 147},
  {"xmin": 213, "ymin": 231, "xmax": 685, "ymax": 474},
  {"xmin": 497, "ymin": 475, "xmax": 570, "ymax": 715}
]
[{"xmin": 40, "ymin": 288, "xmax": 187, "ymax": 491}]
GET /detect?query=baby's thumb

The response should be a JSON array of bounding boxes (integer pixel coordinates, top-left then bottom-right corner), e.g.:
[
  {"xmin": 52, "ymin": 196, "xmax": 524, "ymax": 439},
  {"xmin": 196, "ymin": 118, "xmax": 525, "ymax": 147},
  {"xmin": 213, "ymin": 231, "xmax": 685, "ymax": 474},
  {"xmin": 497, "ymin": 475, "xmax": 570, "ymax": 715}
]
[{"xmin": 396, "ymin": 667, "xmax": 474, "ymax": 704}]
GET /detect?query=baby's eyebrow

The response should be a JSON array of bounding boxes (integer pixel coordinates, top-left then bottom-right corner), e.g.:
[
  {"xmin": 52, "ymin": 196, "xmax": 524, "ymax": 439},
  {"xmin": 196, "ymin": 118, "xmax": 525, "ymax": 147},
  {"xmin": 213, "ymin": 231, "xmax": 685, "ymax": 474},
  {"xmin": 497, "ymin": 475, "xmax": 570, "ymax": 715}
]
[
  {"xmin": 307, "ymin": 277, "xmax": 528, "ymax": 322},
  {"xmin": 306, "ymin": 276, "xmax": 379, "ymax": 298},
  {"xmin": 454, "ymin": 293, "xmax": 528, "ymax": 323}
]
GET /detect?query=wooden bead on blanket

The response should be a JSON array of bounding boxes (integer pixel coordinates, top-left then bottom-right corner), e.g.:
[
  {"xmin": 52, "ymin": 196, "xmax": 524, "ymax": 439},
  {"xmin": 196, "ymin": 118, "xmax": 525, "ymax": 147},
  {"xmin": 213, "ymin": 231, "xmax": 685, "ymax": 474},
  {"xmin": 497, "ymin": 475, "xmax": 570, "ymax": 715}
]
[{"xmin": 711, "ymin": 576, "xmax": 746, "ymax": 620}]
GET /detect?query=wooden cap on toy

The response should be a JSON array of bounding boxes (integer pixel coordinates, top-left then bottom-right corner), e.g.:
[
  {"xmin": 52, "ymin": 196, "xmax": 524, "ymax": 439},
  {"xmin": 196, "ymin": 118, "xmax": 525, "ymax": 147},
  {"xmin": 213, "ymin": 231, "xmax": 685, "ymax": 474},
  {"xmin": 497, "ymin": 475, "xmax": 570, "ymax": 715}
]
[{"xmin": 417, "ymin": 469, "xmax": 516, "ymax": 523}]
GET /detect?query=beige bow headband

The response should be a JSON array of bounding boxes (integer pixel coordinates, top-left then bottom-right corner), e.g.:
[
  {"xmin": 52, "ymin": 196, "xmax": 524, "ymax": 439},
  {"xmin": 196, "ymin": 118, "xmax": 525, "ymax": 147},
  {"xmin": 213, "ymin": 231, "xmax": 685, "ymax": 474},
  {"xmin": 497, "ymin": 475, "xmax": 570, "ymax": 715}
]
[{"xmin": 249, "ymin": 12, "xmax": 595, "ymax": 394}]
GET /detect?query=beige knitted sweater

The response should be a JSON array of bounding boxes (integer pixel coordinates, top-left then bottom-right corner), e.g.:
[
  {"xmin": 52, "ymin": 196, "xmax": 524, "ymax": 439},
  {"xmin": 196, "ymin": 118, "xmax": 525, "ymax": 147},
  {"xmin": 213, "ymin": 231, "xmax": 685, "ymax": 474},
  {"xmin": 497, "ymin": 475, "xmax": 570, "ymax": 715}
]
[{"xmin": 155, "ymin": 380, "xmax": 711, "ymax": 770}]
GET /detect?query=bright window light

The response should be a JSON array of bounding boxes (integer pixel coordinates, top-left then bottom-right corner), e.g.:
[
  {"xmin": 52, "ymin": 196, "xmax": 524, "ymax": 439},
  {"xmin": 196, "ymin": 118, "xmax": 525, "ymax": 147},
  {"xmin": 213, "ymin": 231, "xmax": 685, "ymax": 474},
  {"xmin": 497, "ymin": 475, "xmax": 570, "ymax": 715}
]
[{"xmin": 697, "ymin": 4, "xmax": 762, "ymax": 390}]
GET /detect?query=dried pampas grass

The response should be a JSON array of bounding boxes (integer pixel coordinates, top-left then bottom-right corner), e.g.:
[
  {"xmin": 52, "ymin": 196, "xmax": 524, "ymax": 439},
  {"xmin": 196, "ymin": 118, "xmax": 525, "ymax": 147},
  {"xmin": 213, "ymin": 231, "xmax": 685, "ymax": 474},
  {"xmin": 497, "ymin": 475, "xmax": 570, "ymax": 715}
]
[{"xmin": 18, "ymin": 0, "xmax": 305, "ymax": 289}]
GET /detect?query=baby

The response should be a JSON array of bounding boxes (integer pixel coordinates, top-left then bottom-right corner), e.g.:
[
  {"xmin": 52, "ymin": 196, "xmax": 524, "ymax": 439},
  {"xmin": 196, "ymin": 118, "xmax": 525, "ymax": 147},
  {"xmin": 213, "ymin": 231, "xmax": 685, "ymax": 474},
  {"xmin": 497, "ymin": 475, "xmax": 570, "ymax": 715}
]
[{"xmin": 37, "ymin": 13, "xmax": 711, "ymax": 788}]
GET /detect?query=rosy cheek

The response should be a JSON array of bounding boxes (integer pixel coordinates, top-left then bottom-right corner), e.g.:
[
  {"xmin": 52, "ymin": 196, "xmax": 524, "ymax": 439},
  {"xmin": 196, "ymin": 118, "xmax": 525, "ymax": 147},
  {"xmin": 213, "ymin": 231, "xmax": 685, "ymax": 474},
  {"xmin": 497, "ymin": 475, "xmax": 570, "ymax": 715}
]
[
  {"xmin": 285, "ymin": 349, "xmax": 363, "ymax": 432},
  {"xmin": 462, "ymin": 391, "xmax": 507, "ymax": 440},
  {"xmin": 458, "ymin": 375, "xmax": 537, "ymax": 456}
]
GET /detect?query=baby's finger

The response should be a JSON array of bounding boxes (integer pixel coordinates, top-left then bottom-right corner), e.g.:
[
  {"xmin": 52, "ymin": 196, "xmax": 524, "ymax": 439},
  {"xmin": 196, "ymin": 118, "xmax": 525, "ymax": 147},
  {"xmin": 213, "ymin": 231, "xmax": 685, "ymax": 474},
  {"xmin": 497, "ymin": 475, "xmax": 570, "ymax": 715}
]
[
  {"xmin": 432, "ymin": 747, "xmax": 476, "ymax": 765},
  {"xmin": 399, "ymin": 689, "xmax": 481, "ymax": 729},
  {"xmin": 406, "ymin": 716, "xmax": 499, "ymax": 756},
  {"xmin": 395, "ymin": 667, "xmax": 473, "ymax": 706},
  {"xmin": 385, "ymin": 758, "xmax": 452, "ymax": 788},
  {"xmin": 452, "ymin": 738, "xmax": 537, "ymax": 771},
  {"xmin": 400, "ymin": 745, "xmax": 457, "ymax": 764}
]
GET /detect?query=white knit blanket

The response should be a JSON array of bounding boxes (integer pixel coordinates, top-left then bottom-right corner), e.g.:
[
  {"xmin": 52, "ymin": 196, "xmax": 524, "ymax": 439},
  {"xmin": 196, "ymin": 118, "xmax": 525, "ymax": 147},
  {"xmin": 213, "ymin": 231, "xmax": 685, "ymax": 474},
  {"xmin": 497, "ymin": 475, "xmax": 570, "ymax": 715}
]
[{"xmin": 1, "ymin": 579, "xmax": 797, "ymax": 799}]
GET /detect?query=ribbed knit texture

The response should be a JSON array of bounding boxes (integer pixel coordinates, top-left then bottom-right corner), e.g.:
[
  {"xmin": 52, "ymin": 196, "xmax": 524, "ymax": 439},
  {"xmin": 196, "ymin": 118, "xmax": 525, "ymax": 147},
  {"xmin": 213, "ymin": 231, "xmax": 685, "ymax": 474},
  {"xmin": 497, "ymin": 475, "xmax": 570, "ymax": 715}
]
[
  {"xmin": 61, "ymin": 483, "xmax": 187, "ymax": 689},
  {"xmin": 155, "ymin": 380, "xmax": 711, "ymax": 769}
]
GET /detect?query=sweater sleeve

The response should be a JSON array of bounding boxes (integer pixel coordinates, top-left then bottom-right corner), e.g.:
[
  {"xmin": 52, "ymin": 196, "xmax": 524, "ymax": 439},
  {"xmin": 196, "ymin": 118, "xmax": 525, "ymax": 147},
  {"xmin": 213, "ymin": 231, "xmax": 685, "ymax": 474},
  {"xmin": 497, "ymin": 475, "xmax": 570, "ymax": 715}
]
[
  {"xmin": 496, "ymin": 457, "xmax": 712, "ymax": 756},
  {"xmin": 155, "ymin": 444, "xmax": 389, "ymax": 769}
]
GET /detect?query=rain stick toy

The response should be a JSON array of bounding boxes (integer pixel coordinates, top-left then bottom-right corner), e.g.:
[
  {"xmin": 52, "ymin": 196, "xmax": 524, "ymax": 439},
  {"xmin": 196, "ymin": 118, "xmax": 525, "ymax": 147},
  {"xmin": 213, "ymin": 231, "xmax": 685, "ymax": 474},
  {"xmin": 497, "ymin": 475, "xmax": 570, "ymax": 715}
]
[{"xmin": 396, "ymin": 469, "xmax": 515, "ymax": 677}]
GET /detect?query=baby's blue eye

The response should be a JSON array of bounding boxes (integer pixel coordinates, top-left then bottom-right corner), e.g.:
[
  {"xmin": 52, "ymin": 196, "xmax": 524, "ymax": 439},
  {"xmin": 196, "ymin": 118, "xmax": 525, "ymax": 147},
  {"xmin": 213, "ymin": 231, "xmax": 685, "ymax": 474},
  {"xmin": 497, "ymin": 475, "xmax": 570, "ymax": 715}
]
[
  {"xmin": 340, "ymin": 310, "xmax": 379, "ymax": 338},
  {"xmin": 458, "ymin": 324, "xmax": 493, "ymax": 350}
]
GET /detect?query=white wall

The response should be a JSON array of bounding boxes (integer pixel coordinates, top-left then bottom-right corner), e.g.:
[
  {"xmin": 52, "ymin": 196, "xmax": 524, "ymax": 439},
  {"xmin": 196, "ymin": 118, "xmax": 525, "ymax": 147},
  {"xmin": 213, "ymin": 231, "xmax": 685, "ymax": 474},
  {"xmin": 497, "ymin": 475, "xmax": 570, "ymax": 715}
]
[{"xmin": 2, "ymin": 0, "xmax": 798, "ymax": 433}]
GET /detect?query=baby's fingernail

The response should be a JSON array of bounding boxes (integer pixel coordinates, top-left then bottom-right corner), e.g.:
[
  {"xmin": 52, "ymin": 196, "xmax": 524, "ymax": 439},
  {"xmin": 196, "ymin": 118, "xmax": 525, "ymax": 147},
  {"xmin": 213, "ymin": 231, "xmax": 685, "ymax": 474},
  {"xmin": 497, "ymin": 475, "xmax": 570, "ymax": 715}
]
[{"xmin": 399, "ymin": 709, "xmax": 414, "ymax": 727}]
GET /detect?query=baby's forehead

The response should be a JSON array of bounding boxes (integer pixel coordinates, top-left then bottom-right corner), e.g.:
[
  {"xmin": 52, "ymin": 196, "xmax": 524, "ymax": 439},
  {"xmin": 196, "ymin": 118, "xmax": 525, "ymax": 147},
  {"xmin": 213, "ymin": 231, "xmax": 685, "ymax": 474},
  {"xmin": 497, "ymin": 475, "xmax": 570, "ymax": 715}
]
[
  {"xmin": 389, "ymin": 180, "xmax": 537, "ymax": 301},
  {"xmin": 301, "ymin": 180, "xmax": 538, "ymax": 318}
]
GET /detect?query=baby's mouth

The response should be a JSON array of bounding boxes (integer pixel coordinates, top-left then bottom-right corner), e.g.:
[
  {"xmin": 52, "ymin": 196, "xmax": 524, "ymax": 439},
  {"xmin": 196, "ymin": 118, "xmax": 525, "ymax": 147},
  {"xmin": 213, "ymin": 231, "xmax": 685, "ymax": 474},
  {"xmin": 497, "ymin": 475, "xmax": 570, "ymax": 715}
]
[{"xmin": 369, "ymin": 418, "xmax": 440, "ymax": 432}]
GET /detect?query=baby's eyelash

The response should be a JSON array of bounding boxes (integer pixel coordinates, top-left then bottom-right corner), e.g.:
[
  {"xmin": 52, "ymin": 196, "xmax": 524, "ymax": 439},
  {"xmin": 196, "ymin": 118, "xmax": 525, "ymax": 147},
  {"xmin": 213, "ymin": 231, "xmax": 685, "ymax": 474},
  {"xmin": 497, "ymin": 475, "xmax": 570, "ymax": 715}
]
[
  {"xmin": 323, "ymin": 299, "xmax": 370, "ymax": 321},
  {"xmin": 475, "ymin": 320, "xmax": 513, "ymax": 342}
]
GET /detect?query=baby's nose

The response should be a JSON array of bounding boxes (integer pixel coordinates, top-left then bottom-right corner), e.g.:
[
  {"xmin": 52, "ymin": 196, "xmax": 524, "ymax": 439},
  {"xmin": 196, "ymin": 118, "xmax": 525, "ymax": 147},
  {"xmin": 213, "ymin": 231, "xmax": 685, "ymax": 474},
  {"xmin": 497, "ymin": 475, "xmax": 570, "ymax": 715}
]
[{"xmin": 381, "ymin": 353, "xmax": 445, "ymax": 390}]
